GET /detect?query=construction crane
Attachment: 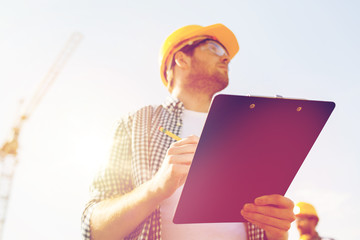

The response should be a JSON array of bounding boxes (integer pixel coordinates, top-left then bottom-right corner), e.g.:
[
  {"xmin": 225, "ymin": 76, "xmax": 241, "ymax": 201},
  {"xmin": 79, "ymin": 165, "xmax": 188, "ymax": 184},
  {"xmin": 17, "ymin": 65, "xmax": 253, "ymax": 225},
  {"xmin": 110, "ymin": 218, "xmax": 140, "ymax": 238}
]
[{"xmin": 0, "ymin": 32, "xmax": 83, "ymax": 240}]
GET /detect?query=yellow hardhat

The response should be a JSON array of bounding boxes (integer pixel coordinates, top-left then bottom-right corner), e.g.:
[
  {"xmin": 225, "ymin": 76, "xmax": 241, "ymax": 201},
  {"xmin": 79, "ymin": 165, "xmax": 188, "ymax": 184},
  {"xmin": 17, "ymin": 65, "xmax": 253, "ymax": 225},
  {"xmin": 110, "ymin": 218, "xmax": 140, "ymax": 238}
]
[
  {"xmin": 299, "ymin": 235, "xmax": 312, "ymax": 240},
  {"xmin": 294, "ymin": 202, "xmax": 319, "ymax": 221},
  {"xmin": 159, "ymin": 23, "xmax": 239, "ymax": 87}
]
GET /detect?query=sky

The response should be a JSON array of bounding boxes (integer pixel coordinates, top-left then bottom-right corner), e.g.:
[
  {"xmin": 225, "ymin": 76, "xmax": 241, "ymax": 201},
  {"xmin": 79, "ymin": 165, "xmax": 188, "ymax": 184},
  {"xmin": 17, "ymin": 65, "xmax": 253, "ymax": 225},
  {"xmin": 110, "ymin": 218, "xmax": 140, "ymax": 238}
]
[{"xmin": 0, "ymin": 0, "xmax": 359, "ymax": 239}]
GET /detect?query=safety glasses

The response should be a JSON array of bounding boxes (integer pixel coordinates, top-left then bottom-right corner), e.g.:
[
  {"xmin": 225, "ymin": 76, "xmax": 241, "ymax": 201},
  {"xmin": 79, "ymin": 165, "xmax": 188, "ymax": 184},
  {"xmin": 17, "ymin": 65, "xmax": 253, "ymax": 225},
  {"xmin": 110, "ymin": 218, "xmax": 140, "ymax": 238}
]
[
  {"xmin": 296, "ymin": 216, "xmax": 317, "ymax": 222},
  {"xmin": 167, "ymin": 38, "xmax": 229, "ymax": 72},
  {"xmin": 199, "ymin": 40, "xmax": 229, "ymax": 57}
]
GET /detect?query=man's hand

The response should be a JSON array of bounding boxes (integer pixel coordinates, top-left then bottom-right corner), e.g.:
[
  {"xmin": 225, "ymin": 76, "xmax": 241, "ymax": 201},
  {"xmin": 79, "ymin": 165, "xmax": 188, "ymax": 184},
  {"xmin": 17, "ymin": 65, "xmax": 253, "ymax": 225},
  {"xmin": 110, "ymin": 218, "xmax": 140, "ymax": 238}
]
[
  {"xmin": 151, "ymin": 135, "xmax": 199, "ymax": 200},
  {"xmin": 240, "ymin": 194, "xmax": 295, "ymax": 240},
  {"xmin": 90, "ymin": 135, "xmax": 199, "ymax": 240}
]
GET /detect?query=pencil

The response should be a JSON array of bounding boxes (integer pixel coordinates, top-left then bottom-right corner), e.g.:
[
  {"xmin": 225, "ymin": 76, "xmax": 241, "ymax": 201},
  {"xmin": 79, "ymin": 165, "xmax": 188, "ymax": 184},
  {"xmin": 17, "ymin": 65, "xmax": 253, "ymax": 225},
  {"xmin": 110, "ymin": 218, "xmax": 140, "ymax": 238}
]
[{"xmin": 159, "ymin": 126, "xmax": 182, "ymax": 141}]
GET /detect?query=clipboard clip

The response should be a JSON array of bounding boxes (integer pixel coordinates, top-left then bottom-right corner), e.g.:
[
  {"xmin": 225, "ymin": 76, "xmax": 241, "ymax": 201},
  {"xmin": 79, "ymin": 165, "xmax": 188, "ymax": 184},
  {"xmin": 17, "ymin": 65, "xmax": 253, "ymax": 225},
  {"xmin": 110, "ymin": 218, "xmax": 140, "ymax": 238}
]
[{"xmin": 246, "ymin": 94, "xmax": 283, "ymax": 98}]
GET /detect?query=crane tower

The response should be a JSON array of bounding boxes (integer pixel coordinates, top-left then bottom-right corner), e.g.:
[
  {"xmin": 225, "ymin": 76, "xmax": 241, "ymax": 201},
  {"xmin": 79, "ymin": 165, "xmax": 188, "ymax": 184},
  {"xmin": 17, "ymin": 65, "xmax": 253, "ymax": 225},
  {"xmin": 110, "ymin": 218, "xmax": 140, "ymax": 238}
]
[{"xmin": 0, "ymin": 32, "xmax": 83, "ymax": 240}]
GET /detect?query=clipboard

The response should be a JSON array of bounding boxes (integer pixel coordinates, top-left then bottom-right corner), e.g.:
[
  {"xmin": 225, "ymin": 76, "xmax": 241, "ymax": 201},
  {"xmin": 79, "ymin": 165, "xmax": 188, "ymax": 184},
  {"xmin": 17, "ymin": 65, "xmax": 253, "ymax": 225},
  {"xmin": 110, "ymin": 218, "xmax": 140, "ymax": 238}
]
[{"xmin": 173, "ymin": 94, "xmax": 335, "ymax": 224}]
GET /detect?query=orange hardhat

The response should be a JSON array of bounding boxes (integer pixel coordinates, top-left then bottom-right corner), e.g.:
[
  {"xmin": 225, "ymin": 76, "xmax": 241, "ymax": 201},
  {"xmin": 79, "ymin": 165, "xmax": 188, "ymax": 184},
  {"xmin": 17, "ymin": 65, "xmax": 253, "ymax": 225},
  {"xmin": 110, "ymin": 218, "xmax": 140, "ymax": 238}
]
[
  {"xmin": 294, "ymin": 202, "xmax": 319, "ymax": 221},
  {"xmin": 159, "ymin": 23, "xmax": 239, "ymax": 87}
]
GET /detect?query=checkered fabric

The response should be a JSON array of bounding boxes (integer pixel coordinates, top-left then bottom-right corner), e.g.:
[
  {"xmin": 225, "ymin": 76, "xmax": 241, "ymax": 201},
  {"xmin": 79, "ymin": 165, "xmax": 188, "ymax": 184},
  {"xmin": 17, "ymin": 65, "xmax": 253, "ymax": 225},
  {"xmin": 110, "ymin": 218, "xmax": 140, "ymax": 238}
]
[{"xmin": 81, "ymin": 95, "xmax": 266, "ymax": 240}]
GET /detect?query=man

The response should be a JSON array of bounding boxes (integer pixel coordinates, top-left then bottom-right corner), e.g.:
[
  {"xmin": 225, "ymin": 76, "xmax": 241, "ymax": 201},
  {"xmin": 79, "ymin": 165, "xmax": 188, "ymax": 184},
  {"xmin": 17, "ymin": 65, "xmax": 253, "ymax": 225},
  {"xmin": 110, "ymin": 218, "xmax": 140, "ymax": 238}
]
[
  {"xmin": 81, "ymin": 23, "xmax": 295, "ymax": 240},
  {"xmin": 294, "ymin": 202, "xmax": 335, "ymax": 240}
]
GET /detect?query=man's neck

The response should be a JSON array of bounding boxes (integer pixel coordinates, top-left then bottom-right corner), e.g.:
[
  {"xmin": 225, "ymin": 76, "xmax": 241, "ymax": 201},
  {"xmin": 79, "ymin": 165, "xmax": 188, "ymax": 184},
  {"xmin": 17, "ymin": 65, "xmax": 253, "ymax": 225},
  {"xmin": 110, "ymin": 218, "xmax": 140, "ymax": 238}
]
[{"xmin": 171, "ymin": 89, "xmax": 212, "ymax": 113}]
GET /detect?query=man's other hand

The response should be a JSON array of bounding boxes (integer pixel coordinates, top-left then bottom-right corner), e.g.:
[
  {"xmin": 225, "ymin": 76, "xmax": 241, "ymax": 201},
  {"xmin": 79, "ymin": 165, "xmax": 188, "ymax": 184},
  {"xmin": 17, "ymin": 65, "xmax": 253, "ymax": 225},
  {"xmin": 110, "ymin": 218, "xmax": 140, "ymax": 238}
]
[{"xmin": 241, "ymin": 194, "xmax": 295, "ymax": 240}]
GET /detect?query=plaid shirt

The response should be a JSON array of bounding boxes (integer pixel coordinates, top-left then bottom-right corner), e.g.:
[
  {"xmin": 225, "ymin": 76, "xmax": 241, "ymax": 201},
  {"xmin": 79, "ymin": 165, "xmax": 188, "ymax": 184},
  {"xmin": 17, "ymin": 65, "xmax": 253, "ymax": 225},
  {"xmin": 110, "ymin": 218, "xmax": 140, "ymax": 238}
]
[{"xmin": 81, "ymin": 96, "xmax": 266, "ymax": 240}]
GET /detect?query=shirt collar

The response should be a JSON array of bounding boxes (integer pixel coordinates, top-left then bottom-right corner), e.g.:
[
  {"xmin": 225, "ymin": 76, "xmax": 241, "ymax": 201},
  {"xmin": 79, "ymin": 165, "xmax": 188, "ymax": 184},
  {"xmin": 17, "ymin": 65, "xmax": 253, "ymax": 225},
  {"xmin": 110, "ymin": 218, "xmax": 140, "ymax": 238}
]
[{"xmin": 162, "ymin": 95, "xmax": 184, "ymax": 113}]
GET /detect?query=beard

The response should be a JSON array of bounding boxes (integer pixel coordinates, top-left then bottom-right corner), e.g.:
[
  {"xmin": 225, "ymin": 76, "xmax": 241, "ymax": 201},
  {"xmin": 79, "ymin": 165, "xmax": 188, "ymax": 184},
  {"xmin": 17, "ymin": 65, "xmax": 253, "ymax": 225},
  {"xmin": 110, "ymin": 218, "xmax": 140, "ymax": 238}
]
[
  {"xmin": 297, "ymin": 225, "xmax": 312, "ymax": 235},
  {"xmin": 186, "ymin": 57, "xmax": 229, "ymax": 95}
]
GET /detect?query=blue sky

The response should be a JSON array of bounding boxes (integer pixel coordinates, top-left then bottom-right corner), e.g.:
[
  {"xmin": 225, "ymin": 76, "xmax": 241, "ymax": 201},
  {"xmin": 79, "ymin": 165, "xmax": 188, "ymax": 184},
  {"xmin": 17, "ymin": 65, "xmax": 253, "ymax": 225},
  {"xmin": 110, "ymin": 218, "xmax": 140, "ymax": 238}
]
[{"xmin": 0, "ymin": 1, "xmax": 359, "ymax": 239}]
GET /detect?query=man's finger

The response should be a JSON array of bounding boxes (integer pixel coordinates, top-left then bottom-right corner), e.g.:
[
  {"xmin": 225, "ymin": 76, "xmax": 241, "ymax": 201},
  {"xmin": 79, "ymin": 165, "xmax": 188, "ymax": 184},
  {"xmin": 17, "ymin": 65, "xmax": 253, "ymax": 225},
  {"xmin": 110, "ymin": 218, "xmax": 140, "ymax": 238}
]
[
  {"xmin": 242, "ymin": 203, "xmax": 295, "ymax": 221},
  {"xmin": 168, "ymin": 154, "xmax": 194, "ymax": 165},
  {"xmin": 167, "ymin": 143, "xmax": 198, "ymax": 155},
  {"xmin": 171, "ymin": 135, "xmax": 199, "ymax": 146},
  {"xmin": 254, "ymin": 194, "xmax": 294, "ymax": 209},
  {"xmin": 241, "ymin": 209, "xmax": 291, "ymax": 231}
]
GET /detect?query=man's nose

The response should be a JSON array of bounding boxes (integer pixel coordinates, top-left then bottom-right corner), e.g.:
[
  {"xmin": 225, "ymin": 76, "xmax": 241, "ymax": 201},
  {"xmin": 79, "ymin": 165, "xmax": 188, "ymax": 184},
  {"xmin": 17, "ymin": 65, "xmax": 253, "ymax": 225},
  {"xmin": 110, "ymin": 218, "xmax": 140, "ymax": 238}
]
[{"xmin": 221, "ymin": 54, "xmax": 230, "ymax": 64}]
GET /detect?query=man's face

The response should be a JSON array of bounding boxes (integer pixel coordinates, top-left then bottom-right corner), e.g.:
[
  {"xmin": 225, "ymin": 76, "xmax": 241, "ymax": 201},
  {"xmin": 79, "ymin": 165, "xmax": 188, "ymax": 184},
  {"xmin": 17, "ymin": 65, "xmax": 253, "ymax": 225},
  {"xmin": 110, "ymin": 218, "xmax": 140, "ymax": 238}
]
[
  {"xmin": 296, "ymin": 216, "xmax": 317, "ymax": 235},
  {"xmin": 186, "ymin": 40, "xmax": 230, "ymax": 94}
]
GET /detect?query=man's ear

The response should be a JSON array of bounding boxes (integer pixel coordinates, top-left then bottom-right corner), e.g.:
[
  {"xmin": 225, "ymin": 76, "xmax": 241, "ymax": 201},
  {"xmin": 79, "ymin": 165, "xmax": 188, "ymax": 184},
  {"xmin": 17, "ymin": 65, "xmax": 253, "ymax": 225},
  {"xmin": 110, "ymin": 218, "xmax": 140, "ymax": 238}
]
[{"xmin": 174, "ymin": 51, "xmax": 190, "ymax": 69}]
